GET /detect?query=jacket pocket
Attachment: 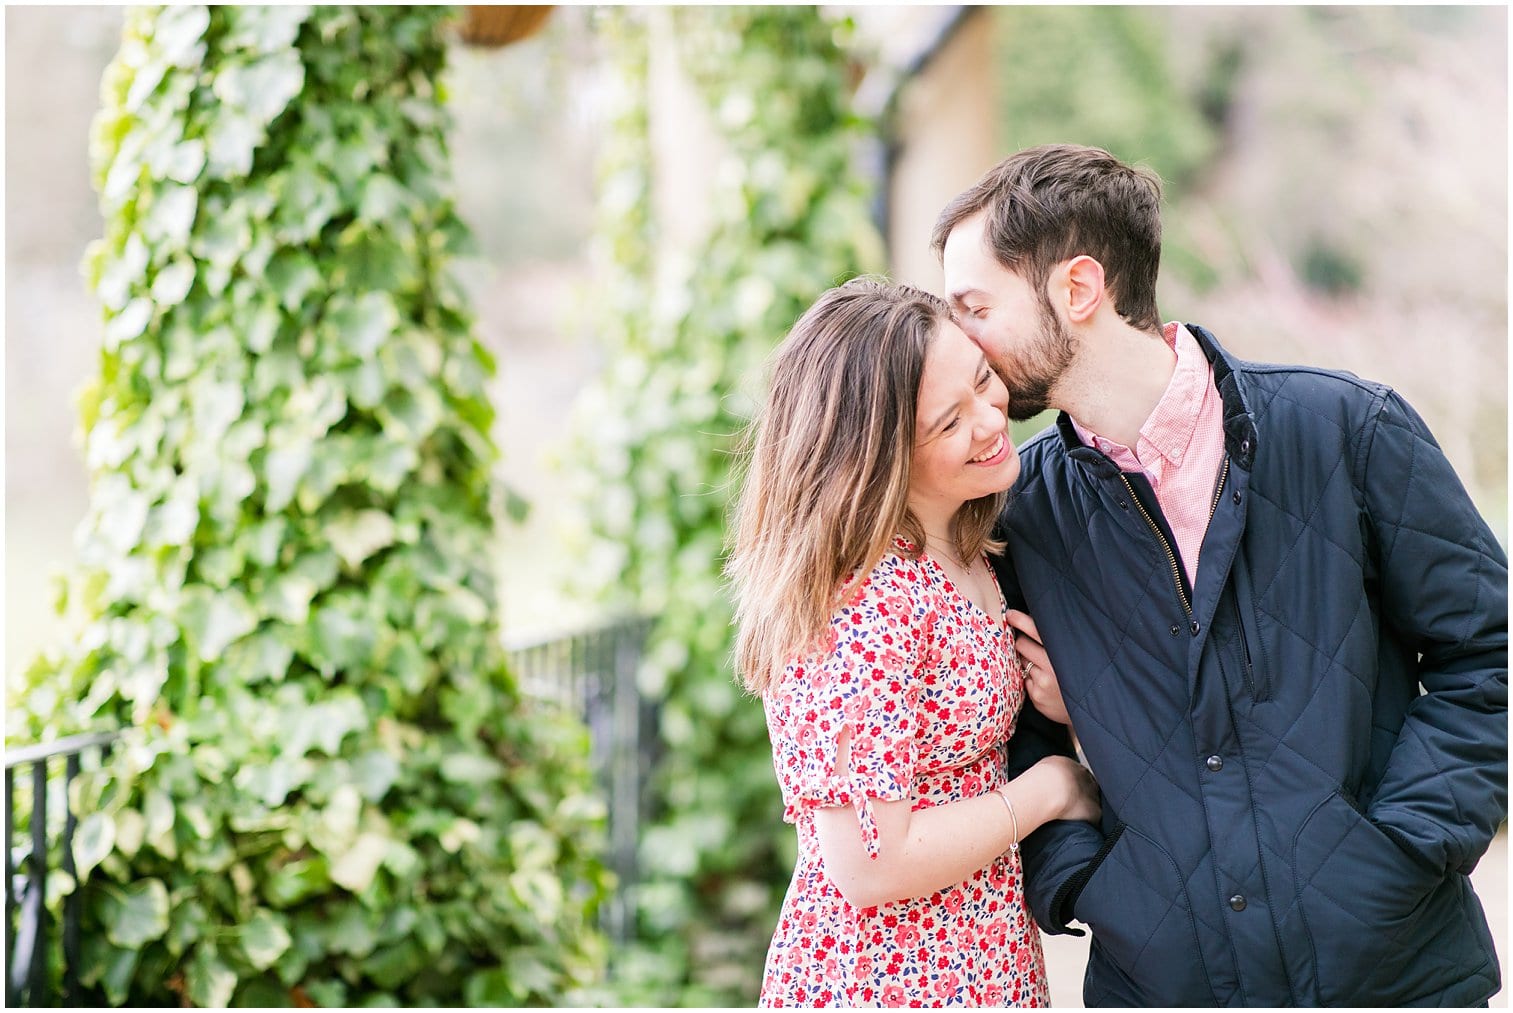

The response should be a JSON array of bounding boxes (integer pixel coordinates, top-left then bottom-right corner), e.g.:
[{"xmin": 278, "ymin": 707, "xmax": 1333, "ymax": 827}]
[
  {"xmin": 1232, "ymin": 596, "xmax": 1263, "ymax": 700},
  {"xmin": 1290, "ymin": 789, "xmax": 1479, "ymax": 1005},
  {"xmin": 1073, "ymin": 823, "xmax": 1216, "ymax": 1005},
  {"xmin": 1228, "ymin": 564, "xmax": 1267, "ymax": 700}
]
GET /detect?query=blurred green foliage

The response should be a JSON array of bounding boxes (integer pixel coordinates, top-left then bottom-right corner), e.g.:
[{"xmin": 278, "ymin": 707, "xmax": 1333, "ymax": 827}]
[
  {"xmin": 993, "ymin": 6, "xmax": 1219, "ymax": 197},
  {"xmin": 13, "ymin": 5, "xmax": 608, "ymax": 1006},
  {"xmin": 565, "ymin": 6, "xmax": 885, "ymax": 1004}
]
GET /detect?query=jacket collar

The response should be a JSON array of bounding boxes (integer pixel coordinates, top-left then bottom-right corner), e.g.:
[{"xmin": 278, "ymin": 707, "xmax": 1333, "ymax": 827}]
[{"xmin": 1054, "ymin": 322, "xmax": 1258, "ymax": 474}]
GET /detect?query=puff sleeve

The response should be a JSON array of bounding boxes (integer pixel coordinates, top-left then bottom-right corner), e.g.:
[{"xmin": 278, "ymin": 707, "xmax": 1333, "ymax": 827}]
[{"xmin": 763, "ymin": 553, "xmax": 934, "ymax": 858}]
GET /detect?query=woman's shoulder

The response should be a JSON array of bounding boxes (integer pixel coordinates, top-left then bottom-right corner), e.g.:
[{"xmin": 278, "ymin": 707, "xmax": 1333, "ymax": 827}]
[
  {"xmin": 825, "ymin": 542, "xmax": 943, "ymax": 650},
  {"xmin": 842, "ymin": 539, "xmax": 927, "ymax": 607},
  {"xmin": 772, "ymin": 546, "xmax": 929, "ymax": 698}
]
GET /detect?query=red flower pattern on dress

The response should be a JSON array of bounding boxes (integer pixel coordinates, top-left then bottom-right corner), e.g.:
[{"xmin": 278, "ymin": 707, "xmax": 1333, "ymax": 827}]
[{"xmin": 758, "ymin": 538, "xmax": 1049, "ymax": 1007}]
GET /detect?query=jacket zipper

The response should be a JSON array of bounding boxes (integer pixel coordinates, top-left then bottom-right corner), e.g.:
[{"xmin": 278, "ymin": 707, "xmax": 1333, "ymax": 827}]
[
  {"xmin": 1208, "ymin": 457, "xmax": 1231, "ymax": 526},
  {"xmin": 1120, "ymin": 474, "xmax": 1193, "ymax": 617},
  {"xmin": 1119, "ymin": 457, "xmax": 1230, "ymax": 622}
]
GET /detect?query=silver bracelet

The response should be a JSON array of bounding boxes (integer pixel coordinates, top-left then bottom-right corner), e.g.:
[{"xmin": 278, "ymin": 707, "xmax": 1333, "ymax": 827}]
[{"xmin": 995, "ymin": 785, "xmax": 1020, "ymax": 854}]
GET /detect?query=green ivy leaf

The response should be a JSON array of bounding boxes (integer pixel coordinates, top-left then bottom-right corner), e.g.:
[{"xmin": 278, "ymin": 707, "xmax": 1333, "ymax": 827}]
[
  {"xmin": 142, "ymin": 183, "xmax": 198, "ymax": 247},
  {"xmin": 204, "ymin": 110, "xmax": 263, "ymax": 179},
  {"xmin": 329, "ymin": 831, "xmax": 389, "ymax": 894},
  {"xmin": 221, "ymin": 4, "xmax": 309, "ymax": 53},
  {"xmin": 163, "ymin": 138, "xmax": 206, "ymax": 183},
  {"xmin": 103, "ymin": 298, "xmax": 153, "ymax": 350},
  {"xmin": 262, "ymin": 857, "xmax": 330, "ymax": 909},
  {"xmin": 308, "ymin": 599, "xmax": 377, "ymax": 676},
  {"xmin": 437, "ymin": 752, "xmax": 504, "ymax": 786},
  {"xmin": 239, "ymin": 909, "xmax": 293, "ymax": 971},
  {"xmin": 185, "ymin": 944, "xmax": 237, "ymax": 1008},
  {"xmin": 273, "ymin": 160, "xmax": 341, "ymax": 244},
  {"xmin": 357, "ymin": 174, "xmax": 411, "ymax": 222},
  {"xmin": 103, "ymin": 878, "xmax": 170, "ymax": 948},
  {"xmin": 326, "ymin": 291, "xmax": 400, "ymax": 361},
  {"xmin": 73, "ymin": 811, "xmax": 116, "ymax": 880},
  {"xmin": 151, "ymin": 4, "xmax": 212, "ymax": 69},
  {"xmin": 509, "ymin": 868, "xmax": 564, "ymax": 925},
  {"xmin": 80, "ymin": 936, "xmax": 140, "ymax": 1008},
  {"xmin": 235, "ymin": 754, "xmax": 311, "ymax": 807},
  {"xmin": 213, "ymin": 50, "xmax": 305, "ymax": 126},
  {"xmin": 181, "ymin": 587, "xmax": 258, "ymax": 661},
  {"xmin": 259, "ymin": 572, "xmax": 320, "ymax": 624},
  {"xmin": 142, "ymin": 786, "xmax": 176, "ymax": 859},
  {"xmin": 328, "ymin": 509, "xmax": 398, "ymax": 570},
  {"xmin": 322, "ymin": 909, "xmax": 380, "ymax": 961},
  {"xmin": 351, "ymin": 749, "xmax": 401, "ymax": 802}
]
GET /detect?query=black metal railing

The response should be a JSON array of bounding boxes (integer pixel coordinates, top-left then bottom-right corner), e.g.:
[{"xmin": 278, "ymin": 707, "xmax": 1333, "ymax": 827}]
[
  {"xmin": 4, "ymin": 730, "xmax": 121, "ymax": 1008},
  {"xmin": 506, "ymin": 615, "xmax": 658, "ymax": 945}
]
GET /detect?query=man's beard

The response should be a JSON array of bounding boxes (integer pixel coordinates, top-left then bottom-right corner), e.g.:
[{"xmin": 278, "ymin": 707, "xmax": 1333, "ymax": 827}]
[{"xmin": 1001, "ymin": 298, "xmax": 1077, "ymax": 421}]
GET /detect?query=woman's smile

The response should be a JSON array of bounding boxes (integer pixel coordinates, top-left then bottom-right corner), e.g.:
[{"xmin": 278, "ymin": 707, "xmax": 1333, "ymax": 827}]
[{"xmin": 968, "ymin": 431, "xmax": 1009, "ymax": 466}]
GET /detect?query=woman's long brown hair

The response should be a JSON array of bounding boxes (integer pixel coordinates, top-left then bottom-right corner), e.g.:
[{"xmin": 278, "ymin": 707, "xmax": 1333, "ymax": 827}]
[{"xmin": 726, "ymin": 277, "xmax": 1006, "ymax": 694}]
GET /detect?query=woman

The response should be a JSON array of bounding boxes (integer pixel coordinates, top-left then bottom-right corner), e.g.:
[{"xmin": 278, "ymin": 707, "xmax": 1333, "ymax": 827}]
[{"xmin": 727, "ymin": 277, "xmax": 1099, "ymax": 1007}]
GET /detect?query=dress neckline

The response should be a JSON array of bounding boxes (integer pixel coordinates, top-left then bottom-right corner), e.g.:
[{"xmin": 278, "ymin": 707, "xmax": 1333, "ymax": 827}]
[{"xmin": 918, "ymin": 549, "xmax": 1009, "ymax": 629}]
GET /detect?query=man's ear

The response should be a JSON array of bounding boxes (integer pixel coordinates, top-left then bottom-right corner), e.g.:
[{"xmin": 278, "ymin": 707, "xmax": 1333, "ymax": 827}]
[{"xmin": 1054, "ymin": 255, "xmax": 1105, "ymax": 325}]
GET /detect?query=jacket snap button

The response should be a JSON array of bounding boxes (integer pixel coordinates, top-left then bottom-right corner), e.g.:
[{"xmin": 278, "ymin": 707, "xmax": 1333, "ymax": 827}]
[
  {"xmin": 1240, "ymin": 439, "xmax": 1252, "ymax": 455},
  {"xmin": 1118, "ymin": 498, "xmax": 1129, "ymax": 510},
  {"xmin": 1190, "ymin": 621, "xmax": 1201, "ymax": 636},
  {"xmin": 1232, "ymin": 490, "xmax": 1241, "ymax": 505},
  {"xmin": 1206, "ymin": 755, "xmax": 1223, "ymax": 772},
  {"xmin": 1229, "ymin": 894, "xmax": 1247, "ymax": 912},
  {"xmin": 1169, "ymin": 624, "xmax": 1181, "ymax": 637}
]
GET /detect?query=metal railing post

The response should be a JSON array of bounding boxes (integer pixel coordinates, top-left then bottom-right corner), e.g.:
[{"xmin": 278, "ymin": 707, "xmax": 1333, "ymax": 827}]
[
  {"xmin": 609, "ymin": 619, "xmax": 643, "ymax": 944},
  {"xmin": 4, "ymin": 766, "xmax": 15, "ymax": 1009},
  {"xmin": 5, "ymin": 731, "xmax": 122, "ymax": 1008},
  {"xmin": 22, "ymin": 759, "xmax": 49, "ymax": 1005},
  {"xmin": 505, "ymin": 616, "xmax": 655, "ymax": 947},
  {"xmin": 61, "ymin": 751, "xmax": 82, "ymax": 1005}
]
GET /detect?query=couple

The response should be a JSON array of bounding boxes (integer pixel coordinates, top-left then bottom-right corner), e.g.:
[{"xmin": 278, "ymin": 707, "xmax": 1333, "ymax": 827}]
[{"xmin": 727, "ymin": 145, "xmax": 1508, "ymax": 1007}]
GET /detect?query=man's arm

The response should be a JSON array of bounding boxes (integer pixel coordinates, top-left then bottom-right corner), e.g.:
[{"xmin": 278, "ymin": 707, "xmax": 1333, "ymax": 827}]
[
  {"xmin": 1354, "ymin": 388, "xmax": 1508, "ymax": 875},
  {"xmin": 992, "ymin": 543, "xmax": 1106, "ymax": 934}
]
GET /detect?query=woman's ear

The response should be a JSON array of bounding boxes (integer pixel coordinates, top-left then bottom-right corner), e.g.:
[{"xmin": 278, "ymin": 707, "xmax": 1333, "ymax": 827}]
[{"xmin": 1060, "ymin": 255, "xmax": 1106, "ymax": 325}]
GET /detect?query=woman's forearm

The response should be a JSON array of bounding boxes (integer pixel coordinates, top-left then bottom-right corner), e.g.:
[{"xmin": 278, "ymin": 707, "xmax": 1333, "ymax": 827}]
[{"xmin": 815, "ymin": 761, "xmax": 1072, "ymax": 910}]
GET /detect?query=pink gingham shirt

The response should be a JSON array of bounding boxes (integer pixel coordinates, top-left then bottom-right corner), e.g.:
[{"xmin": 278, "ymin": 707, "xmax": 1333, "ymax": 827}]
[{"xmin": 1072, "ymin": 323, "xmax": 1227, "ymax": 586}]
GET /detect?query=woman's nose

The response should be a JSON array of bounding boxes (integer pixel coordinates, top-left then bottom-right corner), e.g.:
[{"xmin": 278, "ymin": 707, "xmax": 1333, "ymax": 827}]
[{"xmin": 974, "ymin": 400, "xmax": 1005, "ymax": 436}]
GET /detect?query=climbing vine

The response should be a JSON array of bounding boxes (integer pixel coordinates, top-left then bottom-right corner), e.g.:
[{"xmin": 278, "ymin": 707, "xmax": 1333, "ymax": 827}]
[
  {"xmin": 566, "ymin": 6, "xmax": 885, "ymax": 1003},
  {"xmin": 14, "ymin": 6, "xmax": 608, "ymax": 1005}
]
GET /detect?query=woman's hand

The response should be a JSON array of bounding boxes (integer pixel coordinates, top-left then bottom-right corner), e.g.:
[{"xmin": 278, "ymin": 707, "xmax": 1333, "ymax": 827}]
[
  {"xmin": 1024, "ymin": 754, "xmax": 1101, "ymax": 824},
  {"xmin": 1008, "ymin": 609, "xmax": 1072, "ymax": 726}
]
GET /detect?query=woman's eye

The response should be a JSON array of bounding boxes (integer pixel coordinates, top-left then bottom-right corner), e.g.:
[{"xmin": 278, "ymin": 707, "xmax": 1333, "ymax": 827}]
[
  {"xmin": 976, "ymin": 370, "xmax": 991, "ymax": 390},
  {"xmin": 942, "ymin": 417, "xmax": 960, "ymax": 433}
]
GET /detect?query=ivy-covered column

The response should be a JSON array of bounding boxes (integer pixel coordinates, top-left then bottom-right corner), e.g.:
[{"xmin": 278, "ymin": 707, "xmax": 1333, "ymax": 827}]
[
  {"xmin": 568, "ymin": 7, "xmax": 884, "ymax": 1004},
  {"xmin": 15, "ymin": 6, "xmax": 607, "ymax": 1006}
]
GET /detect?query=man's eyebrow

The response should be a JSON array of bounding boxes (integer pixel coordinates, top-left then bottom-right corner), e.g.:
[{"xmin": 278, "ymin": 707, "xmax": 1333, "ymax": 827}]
[{"xmin": 946, "ymin": 286, "xmax": 985, "ymax": 307}]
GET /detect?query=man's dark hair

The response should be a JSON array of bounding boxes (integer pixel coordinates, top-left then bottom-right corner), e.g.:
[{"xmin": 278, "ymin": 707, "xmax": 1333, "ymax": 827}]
[{"xmin": 931, "ymin": 144, "xmax": 1165, "ymax": 332}]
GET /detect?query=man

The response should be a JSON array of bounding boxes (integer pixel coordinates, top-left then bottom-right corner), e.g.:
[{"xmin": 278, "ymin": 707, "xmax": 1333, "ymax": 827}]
[{"xmin": 933, "ymin": 144, "xmax": 1507, "ymax": 1006}]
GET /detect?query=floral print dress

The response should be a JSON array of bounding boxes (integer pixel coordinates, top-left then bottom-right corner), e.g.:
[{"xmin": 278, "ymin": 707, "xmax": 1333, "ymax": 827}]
[{"xmin": 759, "ymin": 538, "xmax": 1049, "ymax": 1008}]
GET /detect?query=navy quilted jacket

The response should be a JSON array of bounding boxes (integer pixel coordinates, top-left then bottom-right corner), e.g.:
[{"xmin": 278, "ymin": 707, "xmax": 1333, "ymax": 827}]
[{"xmin": 995, "ymin": 325, "xmax": 1507, "ymax": 1007}]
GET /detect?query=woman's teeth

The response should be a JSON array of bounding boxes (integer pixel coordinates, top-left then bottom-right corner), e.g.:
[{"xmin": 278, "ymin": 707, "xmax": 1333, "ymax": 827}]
[{"xmin": 969, "ymin": 434, "xmax": 1004, "ymax": 464}]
